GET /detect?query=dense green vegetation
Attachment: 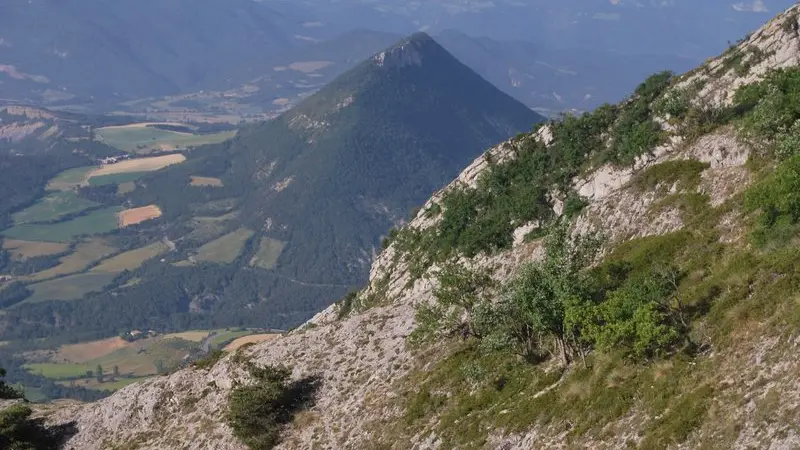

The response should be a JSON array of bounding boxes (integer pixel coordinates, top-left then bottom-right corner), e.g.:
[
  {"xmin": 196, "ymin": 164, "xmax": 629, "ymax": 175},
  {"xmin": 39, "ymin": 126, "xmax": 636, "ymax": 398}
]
[
  {"xmin": 415, "ymin": 223, "xmax": 686, "ymax": 366},
  {"xmin": 390, "ymin": 72, "xmax": 674, "ymax": 273},
  {"xmin": 227, "ymin": 363, "xmax": 318, "ymax": 450},
  {"xmin": 387, "ymin": 65, "xmax": 800, "ymax": 449}
]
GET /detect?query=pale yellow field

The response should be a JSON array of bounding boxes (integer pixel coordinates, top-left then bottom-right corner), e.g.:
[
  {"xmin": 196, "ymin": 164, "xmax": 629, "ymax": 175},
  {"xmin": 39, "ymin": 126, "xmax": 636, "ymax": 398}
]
[
  {"xmin": 55, "ymin": 337, "xmax": 129, "ymax": 364},
  {"xmin": 97, "ymin": 122, "xmax": 191, "ymax": 131},
  {"xmin": 117, "ymin": 182, "xmax": 137, "ymax": 195},
  {"xmin": 2, "ymin": 239, "xmax": 69, "ymax": 260},
  {"xmin": 118, "ymin": 205, "xmax": 163, "ymax": 227},
  {"xmin": 189, "ymin": 176, "xmax": 224, "ymax": 187},
  {"xmin": 91, "ymin": 242, "xmax": 169, "ymax": 273},
  {"xmin": 288, "ymin": 61, "xmax": 334, "ymax": 73},
  {"xmin": 161, "ymin": 331, "xmax": 212, "ymax": 342},
  {"xmin": 89, "ymin": 154, "xmax": 186, "ymax": 178},
  {"xmin": 223, "ymin": 334, "xmax": 280, "ymax": 351}
]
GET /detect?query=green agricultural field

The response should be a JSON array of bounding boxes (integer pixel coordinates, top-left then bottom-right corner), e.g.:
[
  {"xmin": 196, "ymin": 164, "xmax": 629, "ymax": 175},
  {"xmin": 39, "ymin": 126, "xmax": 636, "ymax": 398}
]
[
  {"xmin": 193, "ymin": 228, "xmax": 254, "ymax": 264},
  {"xmin": 96, "ymin": 125, "xmax": 236, "ymax": 153},
  {"xmin": 26, "ymin": 337, "xmax": 200, "ymax": 386},
  {"xmin": 12, "ymin": 191, "xmax": 99, "ymax": 225},
  {"xmin": 2, "ymin": 207, "xmax": 122, "ymax": 242},
  {"xmin": 187, "ymin": 212, "xmax": 239, "ymax": 242},
  {"xmin": 91, "ymin": 241, "xmax": 169, "ymax": 273},
  {"xmin": 79, "ymin": 338, "xmax": 195, "ymax": 377},
  {"xmin": 24, "ymin": 272, "xmax": 118, "ymax": 303},
  {"xmin": 23, "ymin": 238, "xmax": 116, "ymax": 282},
  {"xmin": 88, "ymin": 172, "xmax": 151, "ymax": 186},
  {"xmin": 210, "ymin": 330, "xmax": 253, "ymax": 349},
  {"xmin": 24, "ymin": 362, "xmax": 93, "ymax": 379},
  {"xmin": 46, "ymin": 166, "xmax": 95, "ymax": 191},
  {"xmin": 249, "ymin": 237, "xmax": 286, "ymax": 270},
  {"xmin": 2, "ymin": 239, "xmax": 70, "ymax": 260}
]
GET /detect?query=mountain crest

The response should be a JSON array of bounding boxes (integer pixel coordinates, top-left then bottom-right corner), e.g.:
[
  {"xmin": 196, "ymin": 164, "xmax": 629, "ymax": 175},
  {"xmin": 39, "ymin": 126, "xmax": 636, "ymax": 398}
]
[{"xmin": 373, "ymin": 32, "xmax": 437, "ymax": 69}]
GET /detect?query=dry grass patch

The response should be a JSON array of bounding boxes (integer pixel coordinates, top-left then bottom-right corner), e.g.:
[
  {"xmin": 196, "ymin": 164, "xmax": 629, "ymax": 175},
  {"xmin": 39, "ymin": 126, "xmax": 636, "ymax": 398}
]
[
  {"xmin": 91, "ymin": 241, "xmax": 169, "ymax": 273},
  {"xmin": 2, "ymin": 239, "xmax": 69, "ymax": 260},
  {"xmin": 98, "ymin": 122, "xmax": 189, "ymax": 131},
  {"xmin": 249, "ymin": 237, "xmax": 286, "ymax": 270},
  {"xmin": 190, "ymin": 176, "xmax": 224, "ymax": 187},
  {"xmin": 289, "ymin": 61, "xmax": 334, "ymax": 73},
  {"xmin": 89, "ymin": 154, "xmax": 186, "ymax": 178},
  {"xmin": 55, "ymin": 337, "xmax": 129, "ymax": 364},
  {"xmin": 118, "ymin": 205, "xmax": 163, "ymax": 227},
  {"xmin": 193, "ymin": 228, "xmax": 254, "ymax": 264},
  {"xmin": 161, "ymin": 331, "xmax": 213, "ymax": 342},
  {"xmin": 223, "ymin": 334, "xmax": 280, "ymax": 351},
  {"xmin": 117, "ymin": 181, "xmax": 137, "ymax": 195}
]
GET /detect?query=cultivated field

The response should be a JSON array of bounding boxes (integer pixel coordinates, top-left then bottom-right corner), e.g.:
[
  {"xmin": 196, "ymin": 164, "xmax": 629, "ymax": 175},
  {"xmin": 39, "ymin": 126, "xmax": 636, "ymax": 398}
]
[
  {"xmin": 162, "ymin": 331, "xmax": 214, "ymax": 342},
  {"xmin": 118, "ymin": 205, "xmax": 162, "ymax": 227},
  {"xmin": 89, "ymin": 154, "xmax": 186, "ymax": 177},
  {"xmin": 223, "ymin": 333, "xmax": 280, "ymax": 351},
  {"xmin": 22, "ymin": 238, "xmax": 116, "ymax": 282},
  {"xmin": 208, "ymin": 330, "xmax": 253, "ymax": 349},
  {"xmin": 24, "ymin": 272, "xmax": 118, "ymax": 303},
  {"xmin": 187, "ymin": 212, "xmax": 239, "ymax": 242},
  {"xmin": 288, "ymin": 61, "xmax": 334, "ymax": 73},
  {"xmin": 189, "ymin": 176, "xmax": 224, "ymax": 187},
  {"xmin": 95, "ymin": 123, "xmax": 235, "ymax": 153},
  {"xmin": 2, "ymin": 239, "xmax": 69, "ymax": 260},
  {"xmin": 12, "ymin": 191, "xmax": 98, "ymax": 224},
  {"xmin": 117, "ymin": 181, "xmax": 137, "ymax": 195},
  {"xmin": 90, "ymin": 241, "xmax": 168, "ymax": 273},
  {"xmin": 55, "ymin": 337, "xmax": 129, "ymax": 364},
  {"xmin": 88, "ymin": 172, "xmax": 150, "ymax": 187},
  {"xmin": 26, "ymin": 336, "xmax": 200, "ymax": 380},
  {"xmin": 46, "ymin": 167, "xmax": 95, "ymax": 191},
  {"xmin": 2, "ymin": 207, "xmax": 122, "ymax": 242},
  {"xmin": 249, "ymin": 237, "xmax": 286, "ymax": 270},
  {"xmin": 193, "ymin": 228, "xmax": 254, "ymax": 263}
]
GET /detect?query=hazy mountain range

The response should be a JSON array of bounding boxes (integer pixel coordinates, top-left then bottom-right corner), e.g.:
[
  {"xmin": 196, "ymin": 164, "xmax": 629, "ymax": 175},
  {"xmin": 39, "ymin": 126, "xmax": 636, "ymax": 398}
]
[{"xmin": 0, "ymin": 0, "xmax": 790, "ymax": 114}]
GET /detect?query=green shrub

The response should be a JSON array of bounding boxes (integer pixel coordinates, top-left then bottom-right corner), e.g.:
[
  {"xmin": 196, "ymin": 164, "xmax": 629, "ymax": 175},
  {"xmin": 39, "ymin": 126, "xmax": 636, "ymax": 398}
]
[
  {"xmin": 336, "ymin": 291, "xmax": 358, "ymax": 320},
  {"xmin": 193, "ymin": 350, "xmax": 225, "ymax": 370},
  {"xmin": 606, "ymin": 72, "xmax": 674, "ymax": 165},
  {"xmin": 745, "ymin": 154, "xmax": 800, "ymax": 245},
  {"xmin": 410, "ymin": 262, "xmax": 496, "ymax": 344},
  {"xmin": 734, "ymin": 68, "xmax": 800, "ymax": 157},
  {"xmin": 493, "ymin": 223, "xmax": 600, "ymax": 365},
  {"xmin": 227, "ymin": 364, "xmax": 318, "ymax": 450},
  {"xmin": 630, "ymin": 160, "xmax": 710, "ymax": 194},
  {"xmin": 582, "ymin": 270, "xmax": 682, "ymax": 360}
]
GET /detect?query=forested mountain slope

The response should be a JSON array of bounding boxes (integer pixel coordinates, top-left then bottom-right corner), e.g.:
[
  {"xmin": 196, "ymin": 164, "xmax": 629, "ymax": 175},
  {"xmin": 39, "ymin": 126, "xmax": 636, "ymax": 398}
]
[
  {"xmin": 0, "ymin": 34, "xmax": 541, "ymax": 342},
  {"xmin": 30, "ymin": 4, "xmax": 800, "ymax": 450}
]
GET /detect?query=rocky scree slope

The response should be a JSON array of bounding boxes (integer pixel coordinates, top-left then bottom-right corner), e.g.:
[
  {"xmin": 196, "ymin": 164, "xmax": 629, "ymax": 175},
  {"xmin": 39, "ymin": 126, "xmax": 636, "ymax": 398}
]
[{"xmin": 42, "ymin": 5, "xmax": 800, "ymax": 450}]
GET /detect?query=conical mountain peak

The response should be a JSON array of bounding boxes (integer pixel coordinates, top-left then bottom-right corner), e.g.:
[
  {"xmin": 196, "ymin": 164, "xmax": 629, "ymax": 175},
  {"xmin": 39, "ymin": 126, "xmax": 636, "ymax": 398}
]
[{"xmin": 373, "ymin": 32, "xmax": 442, "ymax": 69}]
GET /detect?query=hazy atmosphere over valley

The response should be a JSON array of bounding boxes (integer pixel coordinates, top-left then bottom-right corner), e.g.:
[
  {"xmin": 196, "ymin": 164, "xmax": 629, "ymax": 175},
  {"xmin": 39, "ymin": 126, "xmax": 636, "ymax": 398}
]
[{"xmin": 2, "ymin": 1, "xmax": 800, "ymax": 449}]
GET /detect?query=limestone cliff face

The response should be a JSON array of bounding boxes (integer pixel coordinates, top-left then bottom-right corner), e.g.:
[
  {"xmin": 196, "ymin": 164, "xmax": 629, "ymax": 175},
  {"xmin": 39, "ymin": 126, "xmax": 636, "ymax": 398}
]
[{"xmin": 40, "ymin": 5, "xmax": 800, "ymax": 450}]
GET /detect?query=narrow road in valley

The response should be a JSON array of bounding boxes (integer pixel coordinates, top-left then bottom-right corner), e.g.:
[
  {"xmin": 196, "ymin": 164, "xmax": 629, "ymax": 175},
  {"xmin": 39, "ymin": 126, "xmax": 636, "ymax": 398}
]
[{"xmin": 273, "ymin": 273, "xmax": 350, "ymax": 288}]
